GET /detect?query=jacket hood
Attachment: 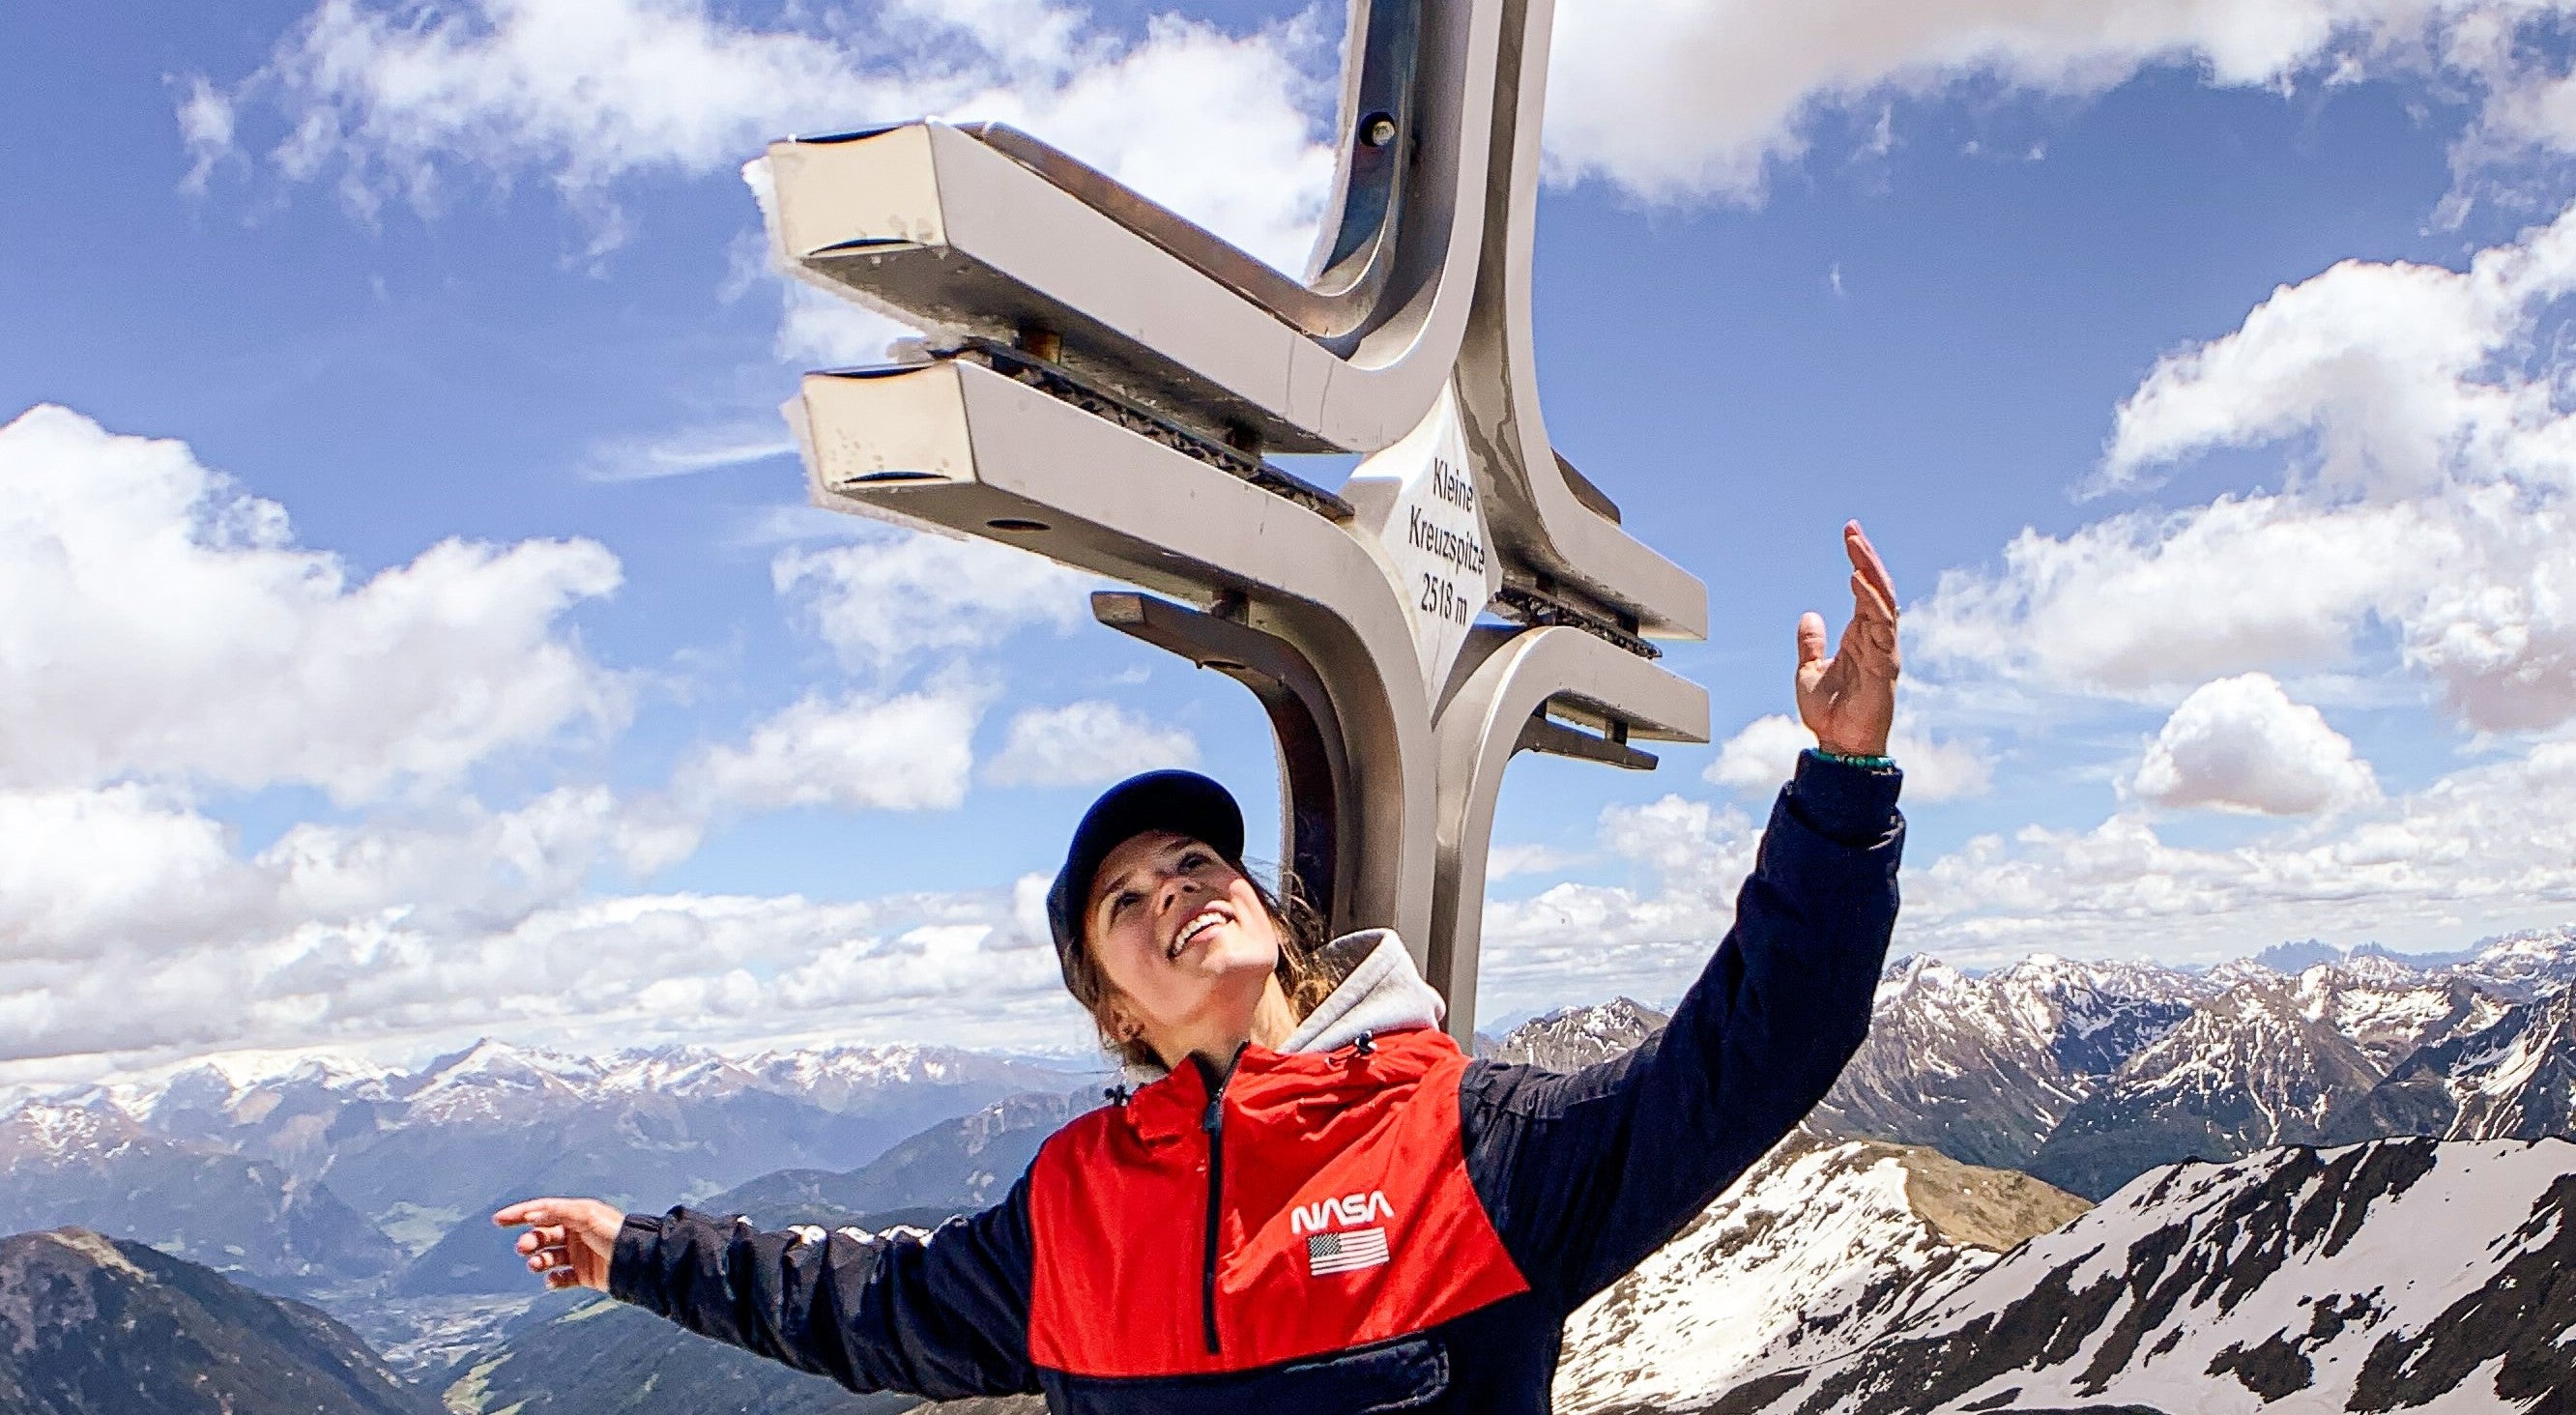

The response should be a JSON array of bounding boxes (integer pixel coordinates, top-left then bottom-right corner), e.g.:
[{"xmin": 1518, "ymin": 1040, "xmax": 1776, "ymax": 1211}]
[
  {"xmin": 1118, "ymin": 930, "xmax": 1446, "ymax": 1086},
  {"xmin": 1280, "ymin": 929, "xmax": 1446, "ymax": 1053}
]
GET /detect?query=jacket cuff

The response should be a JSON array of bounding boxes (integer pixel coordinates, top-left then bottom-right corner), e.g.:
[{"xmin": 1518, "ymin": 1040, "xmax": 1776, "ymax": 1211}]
[
  {"xmin": 606, "ymin": 1210, "xmax": 666, "ymax": 1308},
  {"xmin": 1787, "ymin": 748, "xmax": 1903, "ymax": 848}
]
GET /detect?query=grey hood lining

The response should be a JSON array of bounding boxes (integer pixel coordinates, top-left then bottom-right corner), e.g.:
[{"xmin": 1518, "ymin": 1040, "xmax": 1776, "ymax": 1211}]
[{"xmin": 1117, "ymin": 930, "xmax": 1446, "ymax": 1087}]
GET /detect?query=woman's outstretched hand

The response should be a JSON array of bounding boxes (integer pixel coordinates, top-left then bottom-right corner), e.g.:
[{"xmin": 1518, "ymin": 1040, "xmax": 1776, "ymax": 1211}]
[
  {"xmin": 1796, "ymin": 521, "xmax": 1900, "ymax": 759},
  {"xmin": 493, "ymin": 1197, "xmax": 624, "ymax": 1291}
]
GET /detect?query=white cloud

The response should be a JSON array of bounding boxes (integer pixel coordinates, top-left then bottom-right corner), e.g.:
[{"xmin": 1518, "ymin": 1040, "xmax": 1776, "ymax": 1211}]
[
  {"xmin": 1487, "ymin": 843, "xmax": 1579, "ymax": 881},
  {"xmin": 1477, "ymin": 795, "xmax": 1765, "ymax": 1020},
  {"xmin": 197, "ymin": 0, "xmax": 1333, "ymax": 270},
  {"xmin": 1916, "ymin": 198, "xmax": 2576, "ymax": 732},
  {"xmin": 677, "ymin": 686, "xmax": 984, "ymax": 815},
  {"xmin": 0, "ymin": 787, "xmax": 263, "ymax": 964},
  {"xmin": 2130, "ymin": 673, "xmax": 2380, "ymax": 814},
  {"xmin": 581, "ymin": 418, "xmax": 796, "ymax": 481},
  {"xmin": 1541, "ymin": 1, "xmax": 2576, "ymax": 204},
  {"xmin": 1908, "ymin": 734, "xmax": 2576, "ymax": 965},
  {"xmin": 1705, "ymin": 713, "xmax": 1991, "ymax": 803},
  {"xmin": 0, "ymin": 881, "xmax": 1096, "ymax": 1079},
  {"xmin": 773, "ymin": 527, "xmax": 1091, "ymax": 676},
  {"xmin": 1475, "ymin": 730, "xmax": 2576, "ymax": 991},
  {"xmin": 984, "ymin": 700, "xmax": 1198, "ymax": 788},
  {"xmin": 0, "ymin": 405, "xmax": 622, "ymax": 803},
  {"xmin": 1705, "ymin": 714, "xmax": 1818, "ymax": 796}
]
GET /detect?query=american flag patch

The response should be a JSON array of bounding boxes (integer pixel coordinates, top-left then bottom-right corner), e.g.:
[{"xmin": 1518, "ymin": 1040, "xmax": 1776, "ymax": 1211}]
[{"xmin": 1306, "ymin": 1227, "xmax": 1390, "ymax": 1277}]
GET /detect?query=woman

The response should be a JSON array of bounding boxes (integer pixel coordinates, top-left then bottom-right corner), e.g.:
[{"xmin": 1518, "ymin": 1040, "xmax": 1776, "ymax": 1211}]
[{"xmin": 496, "ymin": 522, "xmax": 1906, "ymax": 1413}]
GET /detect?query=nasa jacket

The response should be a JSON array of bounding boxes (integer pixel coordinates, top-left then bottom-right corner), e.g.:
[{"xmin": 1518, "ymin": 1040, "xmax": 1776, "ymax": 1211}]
[{"xmin": 607, "ymin": 751, "xmax": 1903, "ymax": 1413}]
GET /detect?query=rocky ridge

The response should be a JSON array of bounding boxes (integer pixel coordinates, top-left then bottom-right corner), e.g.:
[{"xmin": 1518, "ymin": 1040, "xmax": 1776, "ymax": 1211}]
[
  {"xmin": 1692, "ymin": 1136, "xmax": 2576, "ymax": 1414},
  {"xmin": 0, "ymin": 1227, "xmax": 441, "ymax": 1415}
]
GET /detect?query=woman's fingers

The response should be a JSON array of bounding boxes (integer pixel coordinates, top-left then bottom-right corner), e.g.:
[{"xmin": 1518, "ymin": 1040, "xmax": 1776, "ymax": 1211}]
[
  {"xmin": 496, "ymin": 1198, "xmax": 619, "ymax": 1290},
  {"xmin": 1797, "ymin": 610, "xmax": 1829, "ymax": 672},
  {"xmin": 493, "ymin": 1199, "xmax": 554, "ymax": 1228},
  {"xmin": 1843, "ymin": 521, "xmax": 1897, "ymax": 612}
]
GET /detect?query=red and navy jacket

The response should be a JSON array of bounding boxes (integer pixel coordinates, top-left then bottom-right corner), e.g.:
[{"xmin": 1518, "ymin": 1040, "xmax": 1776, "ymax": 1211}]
[{"xmin": 609, "ymin": 753, "xmax": 1902, "ymax": 1413}]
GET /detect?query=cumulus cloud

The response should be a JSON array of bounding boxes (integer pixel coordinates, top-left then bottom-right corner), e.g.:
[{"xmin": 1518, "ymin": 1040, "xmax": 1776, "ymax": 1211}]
[
  {"xmin": 1478, "ymin": 730, "xmax": 2576, "ymax": 989},
  {"xmin": 191, "ymin": 0, "xmax": 1333, "ymax": 270},
  {"xmin": 1908, "ymin": 734, "xmax": 2576, "ymax": 964},
  {"xmin": 0, "ymin": 405, "xmax": 622, "ymax": 802},
  {"xmin": 984, "ymin": 700, "xmax": 1198, "ymax": 788},
  {"xmin": 676, "ymin": 685, "xmax": 984, "ymax": 815},
  {"xmin": 1477, "ymin": 795, "xmax": 1765, "ymax": 1020},
  {"xmin": 2130, "ymin": 673, "xmax": 2380, "ymax": 814},
  {"xmin": 0, "ymin": 403, "xmax": 1079, "ymax": 1075},
  {"xmin": 0, "ymin": 881, "xmax": 1094, "ymax": 1079},
  {"xmin": 1705, "ymin": 712, "xmax": 1992, "ymax": 802},
  {"xmin": 773, "ymin": 527, "xmax": 1092, "ymax": 676},
  {"xmin": 1917, "ymin": 198, "xmax": 2576, "ymax": 731},
  {"xmin": 1543, "ymin": 1, "xmax": 2576, "ymax": 204}
]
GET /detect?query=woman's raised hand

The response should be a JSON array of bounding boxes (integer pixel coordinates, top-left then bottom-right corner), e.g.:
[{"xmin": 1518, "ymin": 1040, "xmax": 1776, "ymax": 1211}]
[
  {"xmin": 1795, "ymin": 521, "xmax": 1900, "ymax": 759},
  {"xmin": 493, "ymin": 1197, "xmax": 625, "ymax": 1291}
]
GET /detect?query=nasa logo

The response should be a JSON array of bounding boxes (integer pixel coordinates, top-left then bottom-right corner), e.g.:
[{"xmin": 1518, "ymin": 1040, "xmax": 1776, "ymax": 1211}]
[{"xmin": 1289, "ymin": 1190, "xmax": 1396, "ymax": 1236}]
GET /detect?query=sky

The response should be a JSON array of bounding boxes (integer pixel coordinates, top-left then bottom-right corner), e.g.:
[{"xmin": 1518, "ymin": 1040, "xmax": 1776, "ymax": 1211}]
[{"xmin": 6, "ymin": 0, "xmax": 2576, "ymax": 1088}]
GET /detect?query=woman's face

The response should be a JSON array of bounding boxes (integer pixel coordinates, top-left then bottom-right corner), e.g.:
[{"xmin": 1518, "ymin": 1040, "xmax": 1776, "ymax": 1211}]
[{"xmin": 1085, "ymin": 830, "xmax": 1283, "ymax": 1059}]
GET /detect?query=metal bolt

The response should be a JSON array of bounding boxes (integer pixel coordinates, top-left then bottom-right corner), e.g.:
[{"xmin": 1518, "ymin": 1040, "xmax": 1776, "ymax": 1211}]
[{"xmin": 1361, "ymin": 113, "xmax": 1397, "ymax": 149}]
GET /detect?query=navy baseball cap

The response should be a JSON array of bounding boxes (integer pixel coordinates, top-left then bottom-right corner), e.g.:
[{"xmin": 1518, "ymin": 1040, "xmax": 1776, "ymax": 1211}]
[{"xmin": 1046, "ymin": 770, "xmax": 1246, "ymax": 992}]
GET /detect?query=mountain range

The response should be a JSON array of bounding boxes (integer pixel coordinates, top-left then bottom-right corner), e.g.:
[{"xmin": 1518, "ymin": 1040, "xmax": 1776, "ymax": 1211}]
[
  {"xmin": 8, "ymin": 925, "xmax": 2576, "ymax": 1412},
  {"xmin": 1814, "ymin": 927, "xmax": 2576, "ymax": 1197},
  {"xmin": 0, "ymin": 1039, "xmax": 1083, "ymax": 1300}
]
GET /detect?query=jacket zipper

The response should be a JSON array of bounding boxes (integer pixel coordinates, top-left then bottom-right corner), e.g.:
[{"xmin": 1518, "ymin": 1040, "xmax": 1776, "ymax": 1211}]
[{"xmin": 1199, "ymin": 1043, "xmax": 1247, "ymax": 1357}]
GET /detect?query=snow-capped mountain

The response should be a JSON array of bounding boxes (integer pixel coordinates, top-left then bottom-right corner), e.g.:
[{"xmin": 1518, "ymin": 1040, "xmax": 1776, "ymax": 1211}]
[
  {"xmin": 1691, "ymin": 1136, "xmax": 2576, "ymax": 1414},
  {"xmin": 1810, "ymin": 953, "xmax": 2208, "ymax": 1171},
  {"xmin": 0, "ymin": 1038, "xmax": 1085, "ymax": 1296},
  {"xmin": 1486, "ymin": 997, "xmax": 1670, "ymax": 1070},
  {"xmin": 1552, "ymin": 1134, "xmax": 2087, "ymax": 1414},
  {"xmin": 2328, "ymin": 984, "xmax": 2576, "ymax": 1144},
  {"xmin": 2027, "ymin": 958, "xmax": 2527, "ymax": 1197},
  {"xmin": 2446, "ymin": 924, "xmax": 2576, "ymax": 996}
]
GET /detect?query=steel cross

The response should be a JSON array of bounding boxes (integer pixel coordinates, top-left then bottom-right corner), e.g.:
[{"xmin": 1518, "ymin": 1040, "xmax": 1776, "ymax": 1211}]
[{"xmin": 767, "ymin": 0, "xmax": 1708, "ymax": 1041}]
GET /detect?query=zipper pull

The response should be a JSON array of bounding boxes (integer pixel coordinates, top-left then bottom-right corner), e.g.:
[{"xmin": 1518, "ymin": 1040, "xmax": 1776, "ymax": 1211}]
[{"xmin": 1352, "ymin": 1029, "xmax": 1376, "ymax": 1056}]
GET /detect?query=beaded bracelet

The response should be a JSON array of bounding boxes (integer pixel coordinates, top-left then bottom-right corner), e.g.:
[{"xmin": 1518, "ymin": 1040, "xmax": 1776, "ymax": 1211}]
[{"xmin": 1813, "ymin": 747, "xmax": 1897, "ymax": 769}]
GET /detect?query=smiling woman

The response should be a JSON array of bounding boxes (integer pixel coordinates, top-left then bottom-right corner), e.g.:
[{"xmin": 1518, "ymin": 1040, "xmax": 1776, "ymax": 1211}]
[{"xmin": 495, "ymin": 527, "xmax": 1908, "ymax": 1414}]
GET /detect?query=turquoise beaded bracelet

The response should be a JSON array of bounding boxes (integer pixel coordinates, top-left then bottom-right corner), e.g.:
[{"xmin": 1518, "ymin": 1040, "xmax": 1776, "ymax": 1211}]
[{"xmin": 1813, "ymin": 747, "xmax": 1896, "ymax": 769}]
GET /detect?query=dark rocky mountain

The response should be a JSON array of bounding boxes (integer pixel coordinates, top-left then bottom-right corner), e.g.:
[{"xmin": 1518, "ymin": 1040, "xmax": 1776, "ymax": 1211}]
[
  {"xmin": 2027, "ymin": 959, "xmax": 2512, "ymax": 1198},
  {"xmin": 1809, "ymin": 954, "xmax": 2207, "ymax": 1172},
  {"xmin": 2326, "ymin": 984, "xmax": 2576, "ymax": 1144},
  {"xmin": 0, "ymin": 1227, "xmax": 441, "ymax": 1415},
  {"xmin": 1486, "ymin": 997, "xmax": 1671, "ymax": 1070},
  {"xmin": 706, "ymin": 1088, "xmax": 1098, "ymax": 1227},
  {"xmin": 1686, "ymin": 1137, "xmax": 2576, "ymax": 1414},
  {"xmin": 0, "ymin": 1101, "xmax": 400, "ymax": 1293}
]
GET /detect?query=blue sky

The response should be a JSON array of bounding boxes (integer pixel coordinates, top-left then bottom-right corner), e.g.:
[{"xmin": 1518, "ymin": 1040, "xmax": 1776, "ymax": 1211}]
[{"xmin": 7, "ymin": 0, "xmax": 2576, "ymax": 1084}]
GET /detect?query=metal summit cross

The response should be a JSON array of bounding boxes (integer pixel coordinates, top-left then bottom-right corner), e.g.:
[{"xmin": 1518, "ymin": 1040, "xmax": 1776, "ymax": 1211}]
[{"xmin": 766, "ymin": 0, "xmax": 1708, "ymax": 1041}]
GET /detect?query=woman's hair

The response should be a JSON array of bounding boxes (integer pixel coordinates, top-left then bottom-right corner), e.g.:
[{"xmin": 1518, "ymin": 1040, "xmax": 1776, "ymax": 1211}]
[{"xmin": 1060, "ymin": 860, "xmax": 1336, "ymax": 1071}]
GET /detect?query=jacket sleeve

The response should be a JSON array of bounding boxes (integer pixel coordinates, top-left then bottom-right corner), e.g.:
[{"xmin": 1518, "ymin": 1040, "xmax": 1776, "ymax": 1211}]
[
  {"xmin": 1458, "ymin": 751, "xmax": 1902, "ymax": 1311},
  {"xmin": 606, "ymin": 1173, "xmax": 1039, "ymax": 1399}
]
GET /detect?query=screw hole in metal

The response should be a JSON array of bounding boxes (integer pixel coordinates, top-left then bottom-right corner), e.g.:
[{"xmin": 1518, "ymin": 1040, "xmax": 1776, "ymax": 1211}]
[
  {"xmin": 1360, "ymin": 112, "xmax": 1397, "ymax": 148},
  {"xmin": 986, "ymin": 517, "xmax": 1051, "ymax": 534}
]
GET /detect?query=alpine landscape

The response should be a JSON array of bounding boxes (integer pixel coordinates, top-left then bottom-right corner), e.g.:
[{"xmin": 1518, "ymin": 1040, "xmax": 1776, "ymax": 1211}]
[{"xmin": 7, "ymin": 928, "xmax": 2574, "ymax": 1413}]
